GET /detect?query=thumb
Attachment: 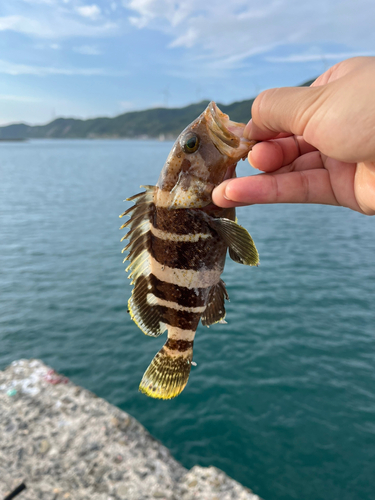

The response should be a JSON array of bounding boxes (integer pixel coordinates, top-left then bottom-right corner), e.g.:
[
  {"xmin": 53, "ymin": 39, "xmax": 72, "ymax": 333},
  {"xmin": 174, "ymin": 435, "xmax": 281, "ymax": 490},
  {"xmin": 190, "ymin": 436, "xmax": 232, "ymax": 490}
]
[{"xmin": 245, "ymin": 85, "xmax": 328, "ymax": 143}]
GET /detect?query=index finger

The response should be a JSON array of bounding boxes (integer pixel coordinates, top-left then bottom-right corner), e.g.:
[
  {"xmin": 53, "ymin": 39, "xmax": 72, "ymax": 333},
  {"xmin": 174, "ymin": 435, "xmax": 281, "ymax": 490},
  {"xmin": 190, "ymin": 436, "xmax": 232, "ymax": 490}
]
[{"xmin": 212, "ymin": 168, "xmax": 339, "ymax": 207}]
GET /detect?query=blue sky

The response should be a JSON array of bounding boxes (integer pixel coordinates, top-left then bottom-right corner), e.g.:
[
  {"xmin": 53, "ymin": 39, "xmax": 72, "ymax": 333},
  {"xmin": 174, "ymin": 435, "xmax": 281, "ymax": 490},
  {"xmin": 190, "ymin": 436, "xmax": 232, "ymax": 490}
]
[{"xmin": 0, "ymin": 0, "xmax": 374, "ymax": 125}]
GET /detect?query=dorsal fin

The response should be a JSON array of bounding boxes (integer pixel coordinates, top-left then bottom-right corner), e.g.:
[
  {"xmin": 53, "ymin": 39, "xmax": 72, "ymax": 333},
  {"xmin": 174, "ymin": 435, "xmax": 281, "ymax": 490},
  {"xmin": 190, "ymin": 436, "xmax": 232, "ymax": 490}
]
[{"xmin": 120, "ymin": 186, "xmax": 167, "ymax": 337}]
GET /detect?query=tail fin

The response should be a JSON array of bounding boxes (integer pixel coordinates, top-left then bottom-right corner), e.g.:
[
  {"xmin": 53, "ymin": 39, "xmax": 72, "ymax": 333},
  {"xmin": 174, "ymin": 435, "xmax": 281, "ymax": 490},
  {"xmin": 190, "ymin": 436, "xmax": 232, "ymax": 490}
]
[{"xmin": 139, "ymin": 339, "xmax": 193, "ymax": 399}]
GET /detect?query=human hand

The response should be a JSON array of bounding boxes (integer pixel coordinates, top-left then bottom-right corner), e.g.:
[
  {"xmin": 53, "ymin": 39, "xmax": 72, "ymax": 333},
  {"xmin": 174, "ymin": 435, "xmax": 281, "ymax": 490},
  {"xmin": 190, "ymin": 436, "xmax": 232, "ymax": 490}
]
[{"xmin": 212, "ymin": 57, "xmax": 375, "ymax": 215}]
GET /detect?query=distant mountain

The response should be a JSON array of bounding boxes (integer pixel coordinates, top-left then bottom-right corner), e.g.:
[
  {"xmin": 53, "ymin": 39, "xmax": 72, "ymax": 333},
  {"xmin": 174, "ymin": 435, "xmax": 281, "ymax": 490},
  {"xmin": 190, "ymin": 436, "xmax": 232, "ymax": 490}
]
[{"xmin": 0, "ymin": 79, "xmax": 315, "ymax": 140}]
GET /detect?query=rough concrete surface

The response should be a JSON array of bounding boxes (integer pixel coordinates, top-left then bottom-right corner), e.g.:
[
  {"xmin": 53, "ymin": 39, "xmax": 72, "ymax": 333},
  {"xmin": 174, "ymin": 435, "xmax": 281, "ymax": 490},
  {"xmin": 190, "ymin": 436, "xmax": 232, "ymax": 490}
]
[{"xmin": 0, "ymin": 359, "xmax": 262, "ymax": 500}]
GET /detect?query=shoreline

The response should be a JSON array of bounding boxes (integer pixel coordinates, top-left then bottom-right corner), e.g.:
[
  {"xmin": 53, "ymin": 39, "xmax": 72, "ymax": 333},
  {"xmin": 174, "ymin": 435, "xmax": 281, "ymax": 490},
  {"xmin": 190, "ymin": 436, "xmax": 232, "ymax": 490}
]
[{"xmin": 0, "ymin": 359, "xmax": 261, "ymax": 500}]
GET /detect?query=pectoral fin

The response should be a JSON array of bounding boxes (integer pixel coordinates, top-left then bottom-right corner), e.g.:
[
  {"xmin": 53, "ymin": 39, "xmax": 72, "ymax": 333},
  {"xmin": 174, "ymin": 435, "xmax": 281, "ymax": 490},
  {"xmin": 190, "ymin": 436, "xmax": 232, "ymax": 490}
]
[{"xmin": 208, "ymin": 217, "xmax": 259, "ymax": 266}]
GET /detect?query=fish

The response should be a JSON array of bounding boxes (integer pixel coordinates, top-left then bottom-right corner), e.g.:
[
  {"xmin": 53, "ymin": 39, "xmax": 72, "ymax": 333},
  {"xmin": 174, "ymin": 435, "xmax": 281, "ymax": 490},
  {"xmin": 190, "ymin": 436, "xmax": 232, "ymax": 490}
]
[{"xmin": 120, "ymin": 102, "xmax": 259, "ymax": 400}]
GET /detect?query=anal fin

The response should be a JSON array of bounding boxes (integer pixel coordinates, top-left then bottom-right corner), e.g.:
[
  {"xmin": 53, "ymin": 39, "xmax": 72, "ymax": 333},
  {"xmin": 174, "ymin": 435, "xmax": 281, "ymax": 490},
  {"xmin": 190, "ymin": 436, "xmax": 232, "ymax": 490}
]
[{"xmin": 201, "ymin": 279, "xmax": 229, "ymax": 327}]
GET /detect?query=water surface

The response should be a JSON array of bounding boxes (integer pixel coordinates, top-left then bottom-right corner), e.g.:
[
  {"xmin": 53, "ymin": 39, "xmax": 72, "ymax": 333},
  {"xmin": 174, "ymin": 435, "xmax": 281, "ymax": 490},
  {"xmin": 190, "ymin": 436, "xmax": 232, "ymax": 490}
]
[{"xmin": 1, "ymin": 139, "xmax": 375, "ymax": 500}]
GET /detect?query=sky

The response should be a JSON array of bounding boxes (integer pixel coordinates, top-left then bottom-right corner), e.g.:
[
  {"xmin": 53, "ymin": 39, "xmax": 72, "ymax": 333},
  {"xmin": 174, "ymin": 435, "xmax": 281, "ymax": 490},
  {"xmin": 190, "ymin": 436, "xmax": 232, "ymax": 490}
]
[{"xmin": 0, "ymin": 0, "xmax": 374, "ymax": 125}]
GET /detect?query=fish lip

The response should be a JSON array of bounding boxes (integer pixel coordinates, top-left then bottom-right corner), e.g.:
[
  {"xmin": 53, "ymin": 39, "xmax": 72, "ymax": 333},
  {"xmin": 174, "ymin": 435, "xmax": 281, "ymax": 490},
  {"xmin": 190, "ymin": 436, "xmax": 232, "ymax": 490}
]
[{"xmin": 205, "ymin": 101, "xmax": 256, "ymax": 159}]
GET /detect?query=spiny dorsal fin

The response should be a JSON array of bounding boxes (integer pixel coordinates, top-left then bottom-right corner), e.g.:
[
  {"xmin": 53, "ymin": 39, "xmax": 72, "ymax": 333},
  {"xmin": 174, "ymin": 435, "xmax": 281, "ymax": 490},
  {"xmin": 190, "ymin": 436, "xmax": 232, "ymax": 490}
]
[
  {"xmin": 201, "ymin": 280, "xmax": 229, "ymax": 327},
  {"xmin": 207, "ymin": 217, "xmax": 259, "ymax": 266},
  {"xmin": 120, "ymin": 186, "xmax": 167, "ymax": 338},
  {"xmin": 120, "ymin": 186, "xmax": 155, "ymax": 267}
]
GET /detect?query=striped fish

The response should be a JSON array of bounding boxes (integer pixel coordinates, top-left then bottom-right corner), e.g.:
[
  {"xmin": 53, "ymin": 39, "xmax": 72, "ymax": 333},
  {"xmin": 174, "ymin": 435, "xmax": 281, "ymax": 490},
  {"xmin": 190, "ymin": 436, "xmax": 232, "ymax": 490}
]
[{"xmin": 120, "ymin": 102, "xmax": 259, "ymax": 400}]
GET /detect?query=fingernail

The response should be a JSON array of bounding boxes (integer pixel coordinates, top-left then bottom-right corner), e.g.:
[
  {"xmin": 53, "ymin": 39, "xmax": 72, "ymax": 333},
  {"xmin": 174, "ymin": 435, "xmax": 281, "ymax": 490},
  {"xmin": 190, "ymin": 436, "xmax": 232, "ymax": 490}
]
[
  {"xmin": 243, "ymin": 119, "xmax": 252, "ymax": 138},
  {"xmin": 248, "ymin": 150, "xmax": 257, "ymax": 168},
  {"xmin": 223, "ymin": 187, "xmax": 232, "ymax": 201}
]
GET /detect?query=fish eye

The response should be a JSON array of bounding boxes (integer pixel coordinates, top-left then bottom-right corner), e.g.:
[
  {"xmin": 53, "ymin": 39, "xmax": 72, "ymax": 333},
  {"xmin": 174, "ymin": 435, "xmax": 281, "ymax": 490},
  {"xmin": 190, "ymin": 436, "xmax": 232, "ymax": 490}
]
[{"xmin": 181, "ymin": 133, "xmax": 200, "ymax": 154}]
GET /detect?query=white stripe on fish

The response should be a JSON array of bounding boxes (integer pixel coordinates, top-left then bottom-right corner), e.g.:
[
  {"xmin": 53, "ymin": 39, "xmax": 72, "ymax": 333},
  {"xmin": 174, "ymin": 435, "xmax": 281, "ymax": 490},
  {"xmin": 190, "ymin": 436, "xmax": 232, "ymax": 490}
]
[
  {"xmin": 150, "ymin": 255, "xmax": 222, "ymax": 289},
  {"xmin": 167, "ymin": 326, "xmax": 196, "ymax": 342},
  {"xmin": 150, "ymin": 225, "xmax": 212, "ymax": 242},
  {"xmin": 146, "ymin": 293, "xmax": 206, "ymax": 314}
]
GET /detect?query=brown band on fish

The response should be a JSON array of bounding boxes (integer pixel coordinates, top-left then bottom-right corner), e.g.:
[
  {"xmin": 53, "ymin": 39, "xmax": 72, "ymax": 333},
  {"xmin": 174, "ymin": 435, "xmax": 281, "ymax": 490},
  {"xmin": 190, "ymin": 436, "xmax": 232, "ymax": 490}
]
[
  {"xmin": 165, "ymin": 338, "xmax": 193, "ymax": 352},
  {"xmin": 147, "ymin": 274, "xmax": 209, "ymax": 308},
  {"xmin": 152, "ymin": 207, "xmax": 211, "ymax": 235},
  {"xmin": 157, "ymin": 305, "xmax": 201, "ymax": 330},
  {"xmin": 150, "ymin": 233, "xmax": 226, "ymax": 271}
]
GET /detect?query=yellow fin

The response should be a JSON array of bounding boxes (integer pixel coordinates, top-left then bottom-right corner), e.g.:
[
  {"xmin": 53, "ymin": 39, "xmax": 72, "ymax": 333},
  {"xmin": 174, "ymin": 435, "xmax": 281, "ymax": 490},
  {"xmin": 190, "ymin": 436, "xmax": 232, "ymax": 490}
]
[{"xmin": 139, "ymin": 342, "xmax": 193, "ymax": 399}]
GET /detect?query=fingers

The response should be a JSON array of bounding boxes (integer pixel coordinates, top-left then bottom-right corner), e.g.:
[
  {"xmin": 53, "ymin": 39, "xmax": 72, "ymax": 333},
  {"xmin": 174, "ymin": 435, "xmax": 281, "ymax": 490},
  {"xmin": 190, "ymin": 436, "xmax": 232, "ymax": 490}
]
[
  {"xmin": 245, "ymin": 60, "xmax": 375, "ymax": 163},
  {"xmin": 312, "ymin": 56, "xmax": 374, "ymax": 87},
  {"xmin": 249, "ymin": 136, "xmax": 318, "ymax": 172},
  {"xmin": 245, "ymin": 86, "xmax": 327, "ymax": 142},
  {"xmin": 355, "ymin": 161, "xmax": 375, "ymax": 215},
  {"xmin": 271, "ymin": 151, "xmax": 327, "ymax": 174},
  {"xmin": 212, "ymin": 168, "xmax": 340, "ymax": 208}
]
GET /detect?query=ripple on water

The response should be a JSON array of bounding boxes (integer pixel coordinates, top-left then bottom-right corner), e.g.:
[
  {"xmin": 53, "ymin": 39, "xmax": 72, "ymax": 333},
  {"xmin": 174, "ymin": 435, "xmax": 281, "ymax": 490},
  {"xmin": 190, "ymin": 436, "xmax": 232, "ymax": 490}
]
[{"xmin": 1, "ymin": 140, "xmax": 375, "ymax": 500}]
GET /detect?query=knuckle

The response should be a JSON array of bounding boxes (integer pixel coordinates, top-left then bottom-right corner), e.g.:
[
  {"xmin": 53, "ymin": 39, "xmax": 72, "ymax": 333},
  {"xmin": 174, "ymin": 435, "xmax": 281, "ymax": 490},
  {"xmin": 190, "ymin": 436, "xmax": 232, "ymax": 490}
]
[
  {"xmin": 299, "ymin": 171, "xmax": 310, "ymax": 203},
  {"xmin": 269, "ymin": 174, "xmax": 281, "ymax": 202},
  {"xmin": 252, "ymin": 89, "xmax": 279, "ymax": 132}
]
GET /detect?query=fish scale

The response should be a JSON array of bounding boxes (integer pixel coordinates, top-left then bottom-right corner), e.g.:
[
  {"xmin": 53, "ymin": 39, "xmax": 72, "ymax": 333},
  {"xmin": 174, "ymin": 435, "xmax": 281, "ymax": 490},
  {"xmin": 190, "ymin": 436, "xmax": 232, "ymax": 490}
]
[{"xmin": 120, "ymin": 102, "xmax": 259, "ymax": 399}]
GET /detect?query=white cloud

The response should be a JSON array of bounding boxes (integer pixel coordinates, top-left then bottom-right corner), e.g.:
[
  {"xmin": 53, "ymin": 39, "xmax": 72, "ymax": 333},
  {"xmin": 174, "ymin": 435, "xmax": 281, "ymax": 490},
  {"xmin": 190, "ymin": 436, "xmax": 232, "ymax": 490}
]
[
  {"xmin": 125, "ymin": 0, "xmax": 375, "ymax": 67},
  {"xmin": 76, "ymin": 4, "xmax": 101, "ymax": 20},
  {"xmin": 127, "ymin": 0, "xmax": 192, "ymax": 28},
  {"xmin": 0, "ymin": 13, "xmax": 117, "ymax": 38},
  {"xmin": 0, "ymin": 16, "xmax": 24, "ymax": 32},
  {"xmin": 0, "ymin": 59, "xmax": 111, "ymax": 76},
  {"xmin": 74, "ymin": 44, "xmax": 102, "ymax": 55},
  {"xmin": 266, "ymin": 51, "xmax": 375, "ymax": 63},
  {"xmin": 20, "ymin": 0, "xmax": 56, "ymax": 4},
  {"xmin": 0, "ymin": 94, "xmax": 41, "ymax": 102}
]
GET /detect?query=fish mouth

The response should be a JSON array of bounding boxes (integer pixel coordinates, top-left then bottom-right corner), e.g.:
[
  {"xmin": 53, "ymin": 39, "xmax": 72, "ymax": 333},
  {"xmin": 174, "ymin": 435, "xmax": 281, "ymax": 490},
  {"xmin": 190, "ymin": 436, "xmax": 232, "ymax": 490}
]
[{"xmin": 205, "ymin": 102, "xmax": 256, "ymax": 160}]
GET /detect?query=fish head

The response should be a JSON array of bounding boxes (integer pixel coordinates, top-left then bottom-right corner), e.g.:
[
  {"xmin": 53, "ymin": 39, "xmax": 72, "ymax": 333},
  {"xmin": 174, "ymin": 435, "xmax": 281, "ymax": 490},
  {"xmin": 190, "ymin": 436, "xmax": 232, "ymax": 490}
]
[{"xmin": 155, "ymin": 102, "xmax": 256, "ymax": 209}]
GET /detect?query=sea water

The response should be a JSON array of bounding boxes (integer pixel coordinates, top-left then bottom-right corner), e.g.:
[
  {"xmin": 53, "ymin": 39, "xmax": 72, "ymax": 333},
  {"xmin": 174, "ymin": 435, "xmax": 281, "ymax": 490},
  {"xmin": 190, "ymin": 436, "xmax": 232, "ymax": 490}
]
[{"xmin": 1, "ymin": 139, "xmax": 375, "ymax": 500}]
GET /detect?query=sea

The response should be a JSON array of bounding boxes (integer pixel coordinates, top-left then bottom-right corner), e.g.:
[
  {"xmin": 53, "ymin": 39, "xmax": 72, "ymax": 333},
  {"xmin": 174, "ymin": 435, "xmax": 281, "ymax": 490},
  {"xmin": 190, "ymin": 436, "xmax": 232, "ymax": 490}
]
[{"xmin": 1, "ymin": 139, "xmax": 375, "ymax": 500}]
